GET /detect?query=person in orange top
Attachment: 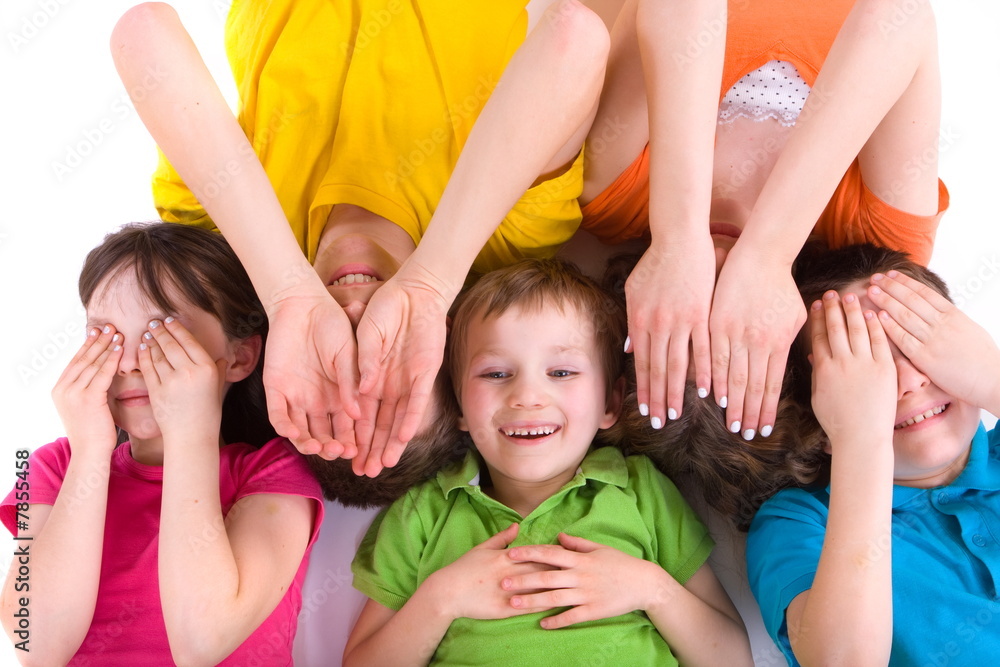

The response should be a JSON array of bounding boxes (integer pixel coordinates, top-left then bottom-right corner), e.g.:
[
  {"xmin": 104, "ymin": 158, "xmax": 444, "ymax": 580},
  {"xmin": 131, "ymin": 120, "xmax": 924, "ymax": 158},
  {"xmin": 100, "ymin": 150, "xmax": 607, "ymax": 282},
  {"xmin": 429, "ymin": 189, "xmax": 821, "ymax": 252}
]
[{"xmin": 578, "ymin": 0, "xmax": 945, "ymax": 444}]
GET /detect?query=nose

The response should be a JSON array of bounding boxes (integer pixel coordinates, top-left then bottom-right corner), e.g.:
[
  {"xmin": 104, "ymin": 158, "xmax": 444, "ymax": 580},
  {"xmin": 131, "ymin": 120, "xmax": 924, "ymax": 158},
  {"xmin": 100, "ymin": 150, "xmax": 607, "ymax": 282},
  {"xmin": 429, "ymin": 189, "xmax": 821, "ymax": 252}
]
[
  {"xmin": 342, "ymin": 300, "xmax": 367, "ymax": 331},
  {"xmin": 508, "ymin": 373, "xmax": 548, "ymax": 409},
  {"xmin": 118, "ymin": 337, "xmax": 141, "ymax": 376},
  {"xmin": 896, "ymin": 356, "xmax": 930, "ymax": 400}
]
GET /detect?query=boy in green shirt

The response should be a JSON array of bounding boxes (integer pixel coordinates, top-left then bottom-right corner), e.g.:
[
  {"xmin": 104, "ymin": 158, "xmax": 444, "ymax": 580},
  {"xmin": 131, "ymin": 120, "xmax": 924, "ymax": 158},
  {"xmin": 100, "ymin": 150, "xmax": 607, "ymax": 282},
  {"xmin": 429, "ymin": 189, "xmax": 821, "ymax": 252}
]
[{"xmin": 346, "ymin": 259, "xmax": 751, "ymax": 666}]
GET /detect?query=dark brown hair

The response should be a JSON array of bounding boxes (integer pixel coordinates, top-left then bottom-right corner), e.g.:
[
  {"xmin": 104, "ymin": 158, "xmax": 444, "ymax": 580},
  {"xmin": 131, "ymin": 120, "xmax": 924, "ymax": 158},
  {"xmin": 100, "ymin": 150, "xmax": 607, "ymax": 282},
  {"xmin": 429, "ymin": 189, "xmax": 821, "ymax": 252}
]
[{"xmin": 79, "ymin": 222, "xmax": 275, "ymax": 448}]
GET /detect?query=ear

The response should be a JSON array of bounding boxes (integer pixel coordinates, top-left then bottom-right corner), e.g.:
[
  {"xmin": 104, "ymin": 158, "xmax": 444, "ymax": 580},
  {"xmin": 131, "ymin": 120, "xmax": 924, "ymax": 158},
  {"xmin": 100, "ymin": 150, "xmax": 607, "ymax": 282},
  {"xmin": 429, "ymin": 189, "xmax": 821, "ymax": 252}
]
[
  {"xmin": 225, "ymin": 334, "xmax": 262, "ymax": 383},
  {"xmin": 822, "ymin": 436, "xmax": 833, "ymax": 456},
  {"xmin": 599, "ymin": 376, "xmax": 626, "ymax": 429}
]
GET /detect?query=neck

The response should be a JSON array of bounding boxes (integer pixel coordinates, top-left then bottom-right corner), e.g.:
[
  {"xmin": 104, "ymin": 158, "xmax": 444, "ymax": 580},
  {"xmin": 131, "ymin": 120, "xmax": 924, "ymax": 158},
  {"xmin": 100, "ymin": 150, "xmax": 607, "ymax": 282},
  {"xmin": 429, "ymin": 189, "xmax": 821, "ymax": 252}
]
[
  {"xmin": 484, "ymin": 469, "xmax": 578, "ymax": 518},
  {"xmin": 128, "ymin": 436, "xmax": 165, "ymax": 466},
  {"xmin": 895, "ymin": 446, "xmax": 971, "ymax": 489}
]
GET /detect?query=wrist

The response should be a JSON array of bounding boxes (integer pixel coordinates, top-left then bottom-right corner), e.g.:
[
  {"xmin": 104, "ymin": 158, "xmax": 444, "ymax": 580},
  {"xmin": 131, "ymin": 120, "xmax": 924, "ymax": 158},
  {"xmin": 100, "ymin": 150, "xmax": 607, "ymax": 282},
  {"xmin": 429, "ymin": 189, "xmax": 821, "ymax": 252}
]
[
  {"xmin": 418, "ymin": 570, "xmax": 460, "ymax": 622},
  {"xmin": 642, "ymin": 562, "xmax": 681, "ymax": 617},
  {"xmin": 265, "ymin": 267, "xmax": 331, "ymax": 318}
]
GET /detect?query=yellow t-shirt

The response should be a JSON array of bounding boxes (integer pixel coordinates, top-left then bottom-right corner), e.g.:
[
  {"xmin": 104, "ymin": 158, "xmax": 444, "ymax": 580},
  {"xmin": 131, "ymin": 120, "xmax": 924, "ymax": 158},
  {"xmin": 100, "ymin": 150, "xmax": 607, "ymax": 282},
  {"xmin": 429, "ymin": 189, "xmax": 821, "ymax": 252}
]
[{"xmin": 153, "ymin": 0, "xmax": 583, "ymax": 274}]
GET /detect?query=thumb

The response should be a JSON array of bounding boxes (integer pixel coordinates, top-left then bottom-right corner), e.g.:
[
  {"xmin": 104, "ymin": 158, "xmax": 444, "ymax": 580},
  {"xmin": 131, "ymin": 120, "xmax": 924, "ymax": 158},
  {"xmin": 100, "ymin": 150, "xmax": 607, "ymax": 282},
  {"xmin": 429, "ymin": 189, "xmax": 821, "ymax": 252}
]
[
  {"xmin": 558, "ymin": 532, "xmax": 600, "ymax": 553},
  {"xmin": 479, "ymin": 523, "xmax": 519, "ymax": 550}
]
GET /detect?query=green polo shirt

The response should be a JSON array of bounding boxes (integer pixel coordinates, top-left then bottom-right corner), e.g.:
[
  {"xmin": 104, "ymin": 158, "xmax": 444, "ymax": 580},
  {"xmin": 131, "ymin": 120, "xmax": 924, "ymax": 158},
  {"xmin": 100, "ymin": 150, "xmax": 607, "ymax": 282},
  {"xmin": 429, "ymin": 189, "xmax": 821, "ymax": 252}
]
[{"xmin": 352, "ymin": 446, "xmax": 714, "ymax": 666}]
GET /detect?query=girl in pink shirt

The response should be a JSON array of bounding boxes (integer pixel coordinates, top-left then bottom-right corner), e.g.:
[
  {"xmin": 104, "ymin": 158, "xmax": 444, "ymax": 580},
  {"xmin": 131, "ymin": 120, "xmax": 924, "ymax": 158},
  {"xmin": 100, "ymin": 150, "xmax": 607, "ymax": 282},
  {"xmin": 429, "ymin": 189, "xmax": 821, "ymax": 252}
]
[{"xmin": 0, "ymin": 223, "xmax": 323, "ymax": 665}]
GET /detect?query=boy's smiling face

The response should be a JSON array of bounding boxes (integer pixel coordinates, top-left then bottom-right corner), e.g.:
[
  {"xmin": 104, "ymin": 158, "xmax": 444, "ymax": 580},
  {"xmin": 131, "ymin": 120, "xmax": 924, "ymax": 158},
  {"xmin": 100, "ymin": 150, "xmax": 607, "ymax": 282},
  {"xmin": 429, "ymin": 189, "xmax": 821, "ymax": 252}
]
[
  {"xmin": 842, "ymin": 280, "xmax": 981, "ymax": 487},
  {"xmin": 456, "ymin": 303, "xmax": 620, "ymax": 508}
]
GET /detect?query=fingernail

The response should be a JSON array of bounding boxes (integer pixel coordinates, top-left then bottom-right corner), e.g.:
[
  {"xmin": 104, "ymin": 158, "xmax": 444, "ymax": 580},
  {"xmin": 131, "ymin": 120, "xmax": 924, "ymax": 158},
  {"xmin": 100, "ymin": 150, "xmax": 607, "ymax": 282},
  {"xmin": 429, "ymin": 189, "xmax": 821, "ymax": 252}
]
[
  {"xmin": 872, "ymin": 273, "xmax": 884, "ymax": 281},
  {"xmin": 623, "ymin": 335, "xmax": 630, "ymax": 352},
  {"xmin": 844, "ymin": 293, "xmax": 856, "ymax": 303},
  {"xmin": 651, "ymin": 416, "xmax": 663, "ymax": 430},
  {"xmin": 143, "ymin": 332, "xmax": 152, "ymax": 340},
  {"xmin": 743, "ymin": 428, "xmax": 755, "ymax": 441},
  {"xmin": 667, "ymin": 408, "xmax": 678, "ymax": 421},
  {"xmin": 639, "ymin": 403, "xmax": 649, "ymax": 417},
  {"xmin": 729, "ymin": 420, "xmax": 741, "ymax": 434},
  {"xmin": 719, "ymin": 396, "xmax": 728, "ymax": 409},
  {"xmin": 113, "ymin": 345, "xmax": 121, "ymax": 352},
  {"xmin": 88, "ymin": 328, "xmax": 99, "ymax": 337},
  {"xmin": 139, "ymin": 343, "xmax": 147, "ymax": 351},
  {"xmin": 149, "ymin": 320, "xmax": 161, "ymax": 329},
  {"xmin": 511, "ymin": 596, "xmax": 521, "ymax": 608},
  {"xmin": 112, "ymin": 334, "xmax": 121, "ymax": 343},
  {"xmin": 823, "ymin": 290, "xmax": 837, "ymax": 300},
  {"xmin": 887, "ymin": 270, "xmax": 899, "ymax": 278},
  {"xmin": 697, "ymin": 387, "xmax": 708, "ymax": 399},
  {"xmin": 760, "ymin": 424, "xmax": 773, "ymax": 438},
  {"xmin": 870, "ymin": 286, "xmax": 882, "ymax": 295},
  {"xmin": 164, "ymin": 316, "xmax": 175, "ymax": 324},
  {"xmin": 811, "ymin": 300, "xmax": 823, "ymax": 311},
  {"xmin": 864, "ymin": 311, "xmax": 874, "ymax": 321},
  {"xmin": 103, "ymin": 325, "xmax": 111, "ymax": 334},
  {"xmin": 502, "ymin": 577, "xmax": 512, "ymax": 590}
]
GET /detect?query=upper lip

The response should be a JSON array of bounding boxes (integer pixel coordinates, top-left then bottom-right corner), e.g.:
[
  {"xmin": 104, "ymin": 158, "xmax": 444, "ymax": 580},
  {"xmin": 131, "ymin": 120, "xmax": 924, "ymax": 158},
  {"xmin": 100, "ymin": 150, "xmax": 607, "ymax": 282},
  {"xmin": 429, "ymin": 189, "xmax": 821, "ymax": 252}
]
[
  {"xmin": 894, "ymin": 402, "xmax": 949, "ymax": 429},
  {"xmin": 709, "ymin": 222, "xmax": 743, "ymax": 238},
  {"xmin": 326, "ymin": 264, "xmax": 382, "ymax": 286}
]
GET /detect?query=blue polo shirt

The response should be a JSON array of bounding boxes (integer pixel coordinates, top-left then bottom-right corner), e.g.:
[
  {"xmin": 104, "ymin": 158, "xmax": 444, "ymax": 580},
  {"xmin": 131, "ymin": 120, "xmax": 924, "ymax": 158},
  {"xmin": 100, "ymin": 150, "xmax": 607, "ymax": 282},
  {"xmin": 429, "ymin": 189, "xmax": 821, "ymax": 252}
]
[{"xmin": 747, "ymin": 422, "xmax": 1000, "ymax": 666}]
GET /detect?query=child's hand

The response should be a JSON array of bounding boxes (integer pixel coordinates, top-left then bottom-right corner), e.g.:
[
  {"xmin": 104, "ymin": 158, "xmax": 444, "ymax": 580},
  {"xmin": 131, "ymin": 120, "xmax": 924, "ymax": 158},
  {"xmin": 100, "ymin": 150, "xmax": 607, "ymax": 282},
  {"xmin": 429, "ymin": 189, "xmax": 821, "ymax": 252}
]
[
  {"xmin": 869, "ymin": 271, "xmax": 1000, "ymax": 411},
  {"xmin": 51, "ymin": 326, "xmax": 124, "ymax": 452},
  {"xmin": 431, "ymin": 523, "xmax": 554, "ymax": 622},
  {"xmin": 810, "ymin": 291, "xmax": 897, "ymax": 446},
  {"xmin": 503, "ymin": 533, "xmax": 663, "ymax": 629},
  {"xmin": 138, "ymin": 318, "xmax": 225, "ymax": 441}
]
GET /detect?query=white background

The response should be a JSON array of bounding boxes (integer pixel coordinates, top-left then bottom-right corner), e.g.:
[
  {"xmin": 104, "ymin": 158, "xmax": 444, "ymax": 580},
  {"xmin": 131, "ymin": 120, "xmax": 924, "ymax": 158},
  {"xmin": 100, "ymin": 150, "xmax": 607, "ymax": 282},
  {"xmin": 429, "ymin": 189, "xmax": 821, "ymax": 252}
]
[{"xmin": 1, "ymin": 1, "xmax": 998, "ymax": 665}]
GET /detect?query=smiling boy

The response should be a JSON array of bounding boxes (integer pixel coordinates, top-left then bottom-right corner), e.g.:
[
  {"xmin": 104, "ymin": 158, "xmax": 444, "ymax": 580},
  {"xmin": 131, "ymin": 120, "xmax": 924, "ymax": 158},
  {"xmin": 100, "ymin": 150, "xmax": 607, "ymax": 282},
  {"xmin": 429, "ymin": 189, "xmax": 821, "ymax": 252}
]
[
  {"xmin": 344, "ymin": 259, "xmax": 751, "ymax": 666},
  {"xmin": 747, "ymin": 244, "xmax": 1000, "ymax": 666}
]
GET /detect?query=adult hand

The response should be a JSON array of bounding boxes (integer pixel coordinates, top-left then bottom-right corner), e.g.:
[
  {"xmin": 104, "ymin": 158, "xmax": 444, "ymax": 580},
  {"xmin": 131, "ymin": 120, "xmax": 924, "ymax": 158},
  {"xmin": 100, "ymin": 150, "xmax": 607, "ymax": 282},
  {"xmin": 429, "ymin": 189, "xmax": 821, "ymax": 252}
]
[
  {"xmin": 868, "ymin": 270, "xmax": 1000, "ymax": 411},
  {"xmin": 503, "ymin": 533, "xmax": 663, "ymax": 629},
  {"xmin": 709, "ymin": 248, "xmax": 806, "ymax": 440},
  {"xmin": 625, "ymin": 236, "xmax": 715, "ymax": 428},
  {"xmin": 264, "ymin": 294, "xmax": 361, "ymax": 459},
  {"xmin": 809, "ymin": 291, "xmax": 897, "ymax": 445},
  {"xmin": 52, "ymin": 326, "xmax": 124, "ymax": 453},
  {"xmin": 355, "ymin": 265, "xmax": 450, "ymax": 476}
]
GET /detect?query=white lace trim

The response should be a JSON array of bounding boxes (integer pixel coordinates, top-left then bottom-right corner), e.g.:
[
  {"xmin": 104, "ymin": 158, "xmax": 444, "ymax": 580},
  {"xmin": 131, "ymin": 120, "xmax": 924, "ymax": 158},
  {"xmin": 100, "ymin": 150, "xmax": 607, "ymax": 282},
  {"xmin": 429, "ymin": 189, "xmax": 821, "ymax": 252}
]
[{"xmin": 719, "ymin": 60, "xmax": 810, "ymax": 127}]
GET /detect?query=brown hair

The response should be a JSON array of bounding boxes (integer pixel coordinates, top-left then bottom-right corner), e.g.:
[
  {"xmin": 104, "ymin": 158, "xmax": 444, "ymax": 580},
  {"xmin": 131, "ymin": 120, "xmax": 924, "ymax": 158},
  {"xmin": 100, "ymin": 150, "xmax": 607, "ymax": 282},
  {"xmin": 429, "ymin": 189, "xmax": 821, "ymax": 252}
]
[
  {"xmin": 306, "ymin": 371, "xmax": 468, "ymax": 508},
  {"xmin": 448, "ymin": 258, "xmax": 627, "ymax": 401},
  {"xmin": 78, "ymin": 222, "xmax": 275, "ymax": 448}
]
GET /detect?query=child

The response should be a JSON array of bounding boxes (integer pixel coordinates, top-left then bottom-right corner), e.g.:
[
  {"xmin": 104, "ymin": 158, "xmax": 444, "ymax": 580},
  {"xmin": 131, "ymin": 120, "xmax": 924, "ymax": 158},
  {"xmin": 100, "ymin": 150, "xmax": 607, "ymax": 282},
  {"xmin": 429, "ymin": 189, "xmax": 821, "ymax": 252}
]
[
  {"xmin": 746, "ymin": 243, "xmax": 1000, "ymax": 664},
  {"xmin": 344, "ymin": 259, "xmax": 752, "ymax": 666},
  {"xmin": 0, "ymin": 223, "xmax": 323, "ymax": 665},
  {"xmin": 579, "ymin": 0, "xmax": 946, "ymax": 443}
]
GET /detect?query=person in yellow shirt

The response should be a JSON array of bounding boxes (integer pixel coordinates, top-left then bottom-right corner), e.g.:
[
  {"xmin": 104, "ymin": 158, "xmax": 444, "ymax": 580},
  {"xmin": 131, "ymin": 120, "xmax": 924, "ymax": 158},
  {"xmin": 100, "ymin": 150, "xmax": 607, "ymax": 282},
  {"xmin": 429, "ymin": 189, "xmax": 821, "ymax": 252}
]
[{"xmin": 112, "ymin": 0, "xmax": 609, "ymax": 474}]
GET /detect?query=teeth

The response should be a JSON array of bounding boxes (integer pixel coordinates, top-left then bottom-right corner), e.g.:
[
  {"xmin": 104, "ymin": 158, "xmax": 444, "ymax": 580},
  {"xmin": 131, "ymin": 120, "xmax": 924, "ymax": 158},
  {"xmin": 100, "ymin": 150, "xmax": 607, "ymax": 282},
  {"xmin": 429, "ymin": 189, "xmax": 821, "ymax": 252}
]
[
  {"xmin": 503, "ymin": 426, "xmax": 556, "ymax": 437},
  {"xmin": 331, "ymin": 273, "xmax": 378, "ymax": 286},
  {"xmin": 895, "ymin": 404, "xmax": 947, "ymax": 430}
]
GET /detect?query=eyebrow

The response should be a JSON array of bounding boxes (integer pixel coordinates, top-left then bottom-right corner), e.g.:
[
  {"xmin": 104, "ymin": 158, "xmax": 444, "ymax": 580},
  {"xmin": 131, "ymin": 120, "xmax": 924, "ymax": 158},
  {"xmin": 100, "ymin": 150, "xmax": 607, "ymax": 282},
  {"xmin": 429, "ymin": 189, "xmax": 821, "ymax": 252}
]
[
  {"xmin": 85, "ymin": 309, "xmax": 169, "ymax": 330},
  {"xmin": 467, "ymin": 344, "xmax": 588, "ymax": 363}
]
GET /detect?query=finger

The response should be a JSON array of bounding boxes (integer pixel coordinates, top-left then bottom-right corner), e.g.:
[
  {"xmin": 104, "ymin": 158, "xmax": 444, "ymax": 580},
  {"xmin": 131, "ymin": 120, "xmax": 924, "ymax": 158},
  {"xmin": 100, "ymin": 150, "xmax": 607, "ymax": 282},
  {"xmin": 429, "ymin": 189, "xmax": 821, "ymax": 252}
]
[
  {"xmin": 331, "ymin": 409, "xmax": 358, "ymax": 460},
  {"xmin": 307, "ymin": 412, "xmax": 342, "ymax": 460},
  {"xmin": 873, "ymin": 270, "xmax": 951, "ymax": 317},
  {"xmin": 842, "ymin": 293, "xmax": 872, "ymax": 357},
  {"xmin": 363, "ymin": 398, "xmax": 397, "ymax": 477},
  {"xmin": 631, "ymin": 328, "xmax": 651, "ymax": 420},
  {"xmin": 557, "ymin": 533, "xmax": 603, "ymax": 553},
  {"xmin": 822, "ymin": 291, "xmax": 850, "ymax": 357},
  {"xmin": 691, "ymin": 325, "xmax": 712, "ymax": 401},
  {"xmin": 76, "ymin": 331, "xmax": 122, "ymax": 387},
  {"xmin": 724, "ymin": 343, "xmax": 748, "ymax": 436},
  {"xmin": 710, "ymin": 333, "xmax": 730, "ymax": 412},
  {"xmin": 159, "ymin": 316, "xmax": 214, "ymax": 364},
  {"xmin": 739, "ymin": 346, "xmax": 766, "ymax": 439},
  {"xmin": 393, "ymin": 368, "xmax": 436, "ymax": 447},
  {"xmin": 288, "ymin": 405, "xmax": 322, "ymax": 455},
  {"xmin": 868, "ymin": 283, "xmax": 932, "ymax": 342},
  {"xmin": 507, "ymin": 544, "xmax": 578, "ymax": 569},
  {"xmin": 264, "ymin": 387, "xmax": 300, "ymax": 442},
  {"xmin": 876, "ymin": 310, "xmax": 913, "ymax": 362},
  {"xmin": 757, "ymin": 351, "xmax": 787, "ymax": 439},
  {"xmin": 351, "ymin": 395, "xmax": 379, "ymax": 473},
  {"xmin": 808, "ymin": 300, "xmax": 832, "ymax": 361},
  {"xmin": 504, "ymin": 569, "xmax": 577, "ymax": 595},
  {"xmin": 355, "ymin": 318, "xmax": 386, "ymax": 397},
  {"xmin": 61, "ymin": 327, "xmax": 116, "ymax": 385},
  {"xmin": 478, "ymin": 523, "xmax": 519, "ymax": 550},
  {"xmin": 539, "ymin": 605, "xmax": 598, "ymax": 629},
  {"xmin": 334, "ymin": 338, "xmax": 362, "ymax": 421},
  {"xmin": 510, "ymin": 588, "xmax": 586, "ymax": 616},
  {"xmin": 665, "ymin": 332, "xmax": 692, "ymax": 423},
  {"xmin": 646, "ymin": 332, "xmax": 668, "ymax": 428},
  {"xmin": 137, "ymin": 334, "xmax": 162, "ymax": 387},
  {"xmin": 144, "ymin": 320, "xmax": 186, "ymax": 369}
]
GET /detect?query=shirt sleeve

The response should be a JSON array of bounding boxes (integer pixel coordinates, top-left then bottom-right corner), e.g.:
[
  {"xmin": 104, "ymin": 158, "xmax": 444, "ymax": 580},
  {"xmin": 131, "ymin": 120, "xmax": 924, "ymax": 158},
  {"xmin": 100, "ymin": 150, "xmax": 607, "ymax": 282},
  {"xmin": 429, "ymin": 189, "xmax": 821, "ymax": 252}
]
[
  {"xmin": 629, "ymin": 455, "xmax": 714, "ymax": 585},
  {"xmin": 351, "ymin": 488, "xmax": 432, "ymax": 612},
  {"xmin": 746, "ymin": 487, "xmax": 830, "ymax": 664},
  {"xmin": 0, "ymin": 439, "xmax": 71, "ymax": 536},
  {"xmin": 152, "ymin": 147, "xmax": 216, "ymax": 231},
  {"xmin": 221, "ymin": 438, "xmax": 326, "ymax": 547}
]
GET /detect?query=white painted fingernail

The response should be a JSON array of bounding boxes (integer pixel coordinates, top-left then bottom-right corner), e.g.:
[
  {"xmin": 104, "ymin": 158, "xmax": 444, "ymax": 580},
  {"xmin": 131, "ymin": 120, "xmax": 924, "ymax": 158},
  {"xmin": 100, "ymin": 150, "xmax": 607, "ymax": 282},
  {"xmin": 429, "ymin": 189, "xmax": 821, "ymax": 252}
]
[
  {"xmin": 165, "ymin": 316, "xmax": 175, "ymax": 324},
  {"xmin": 139, "ymin": 343, "xmax": 147, "ymax": 351},
  {"xmin": 103, "ymin": 325, "xmax": 111, "ymax": 334},
  {"xmin": 761, "ymin": 425, "xmax": 773, "ymax": 438},
  {"xmin": 697, "ymin": 387, "xmax": 708, "ymax": 399},
  {"xmin": 667, "ymin": 408, "xmax": 678, "ymax": 421},
  {"xmin": 113, "ymin": 345, "xmax": 122, "ymax": 352},
  {"xmin": 719, "ymin": 396, "xmax": 728, "ymax": 409},
  {"xmin": 149, "ymin": 320, "xmax": 161, "ymax": 329},
  {"xmin": 743, "ymin": 428, "xmax": 755, "ymax": 441},
  {"xmin": 639, "ymin": 403, "xmax": 649, "ymax": 417},
  {"xmin": 729, "ymin": 420, "xmax": 741, "ymax": 434},
  {"xmin": 623, "ymin": 336, "xmax": 631, "ymax": 353},
  {"xmin": 651, "ymin": 417, "xmax": 663, "ymax": 430}
]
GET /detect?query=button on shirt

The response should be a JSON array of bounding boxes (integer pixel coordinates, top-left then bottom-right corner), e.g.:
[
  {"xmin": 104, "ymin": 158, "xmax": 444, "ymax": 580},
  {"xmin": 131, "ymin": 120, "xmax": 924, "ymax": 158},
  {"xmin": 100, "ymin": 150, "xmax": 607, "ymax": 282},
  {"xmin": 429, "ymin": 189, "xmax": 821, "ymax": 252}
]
[{"xmin": 747, "ymin": 423, "xmax": 1000, "ymax": 666}]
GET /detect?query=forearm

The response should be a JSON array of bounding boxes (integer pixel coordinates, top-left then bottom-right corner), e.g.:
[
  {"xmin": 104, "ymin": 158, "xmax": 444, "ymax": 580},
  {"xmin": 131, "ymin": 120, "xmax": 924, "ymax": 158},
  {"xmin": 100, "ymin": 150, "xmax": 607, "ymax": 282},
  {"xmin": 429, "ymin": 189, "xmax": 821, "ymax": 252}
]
[
  {"xmin": 791, "ymin": 441, "xmax": 894, "ymax": 666},
  {"xmin": 741, "ymin": 0, "xmax": 936, "ymax": 264},
  {"xmin": 344, "ymin": 580, "xmax": 454, "ymax": 667},
  {"xmin": 0, "ymin": 453, "xmax": 111, "ymax": 665},
  {"xmin": 405, "ymin": 0, "xmax": 608, "ymax": 297},
  {"xmin": 637, "ymin": 0, "xmax": 725, "ymax": 245},
  {"xmin": 644, "ymin": 566, "xmax": 752, "ymax": 667},
  {"xmin": 110, "ymin": 3, "xmax": 325, "ymax": 310}
]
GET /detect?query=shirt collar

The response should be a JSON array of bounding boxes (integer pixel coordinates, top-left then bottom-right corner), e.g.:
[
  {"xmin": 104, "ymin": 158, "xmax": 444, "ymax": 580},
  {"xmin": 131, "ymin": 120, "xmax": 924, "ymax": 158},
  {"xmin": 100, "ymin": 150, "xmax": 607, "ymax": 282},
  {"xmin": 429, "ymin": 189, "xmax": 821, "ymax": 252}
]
[{"xmin": 437, "ymin": 446, "xmax": 630, "ymax": 498}]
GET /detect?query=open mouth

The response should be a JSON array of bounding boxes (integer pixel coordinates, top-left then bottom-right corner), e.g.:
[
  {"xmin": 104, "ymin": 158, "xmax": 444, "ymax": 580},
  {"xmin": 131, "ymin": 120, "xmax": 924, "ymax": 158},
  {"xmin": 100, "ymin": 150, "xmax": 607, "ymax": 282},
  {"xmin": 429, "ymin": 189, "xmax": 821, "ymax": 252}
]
[
  {"xmin": 895, "ymin": 403, "xmax": 948, "ymax": 430},
  {"xmin": 328, "ymin": 272, "xmax": 379, "ymax": 286},
  {"xmin": 500, "ymin": 425, "xmax": 561, "ymax": 440}
]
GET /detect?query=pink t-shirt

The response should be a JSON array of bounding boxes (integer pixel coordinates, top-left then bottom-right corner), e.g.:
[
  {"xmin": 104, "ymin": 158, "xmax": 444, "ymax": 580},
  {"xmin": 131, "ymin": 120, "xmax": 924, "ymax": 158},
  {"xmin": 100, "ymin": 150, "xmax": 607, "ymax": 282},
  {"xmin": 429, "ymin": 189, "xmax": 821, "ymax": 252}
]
[{"xmin": 1, "ymin": 437, "xmax": 324, "ymax": 666}]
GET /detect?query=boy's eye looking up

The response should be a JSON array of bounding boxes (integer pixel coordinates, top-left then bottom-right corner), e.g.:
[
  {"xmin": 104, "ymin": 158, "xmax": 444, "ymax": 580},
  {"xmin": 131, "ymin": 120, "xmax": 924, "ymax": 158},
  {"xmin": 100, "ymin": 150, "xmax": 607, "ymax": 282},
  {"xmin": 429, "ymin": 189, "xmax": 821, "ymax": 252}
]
[{"xmin": 549, "ymin": 369, "xmax": 576, "ymax": 378}]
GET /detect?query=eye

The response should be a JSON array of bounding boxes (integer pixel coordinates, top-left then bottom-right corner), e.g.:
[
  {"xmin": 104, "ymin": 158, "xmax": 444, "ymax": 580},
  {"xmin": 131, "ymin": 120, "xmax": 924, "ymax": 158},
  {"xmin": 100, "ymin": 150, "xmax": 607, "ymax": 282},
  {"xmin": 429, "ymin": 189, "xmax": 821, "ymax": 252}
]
[
  {"xmin": 480, "ymin": 370, "xmax": 510, "ymax": 380},
  {"xmin": 549, "ymin": 369, "xmax": 577, "ymax": 378}
]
